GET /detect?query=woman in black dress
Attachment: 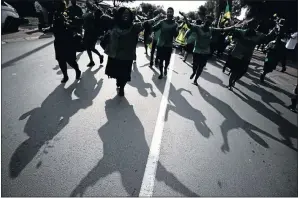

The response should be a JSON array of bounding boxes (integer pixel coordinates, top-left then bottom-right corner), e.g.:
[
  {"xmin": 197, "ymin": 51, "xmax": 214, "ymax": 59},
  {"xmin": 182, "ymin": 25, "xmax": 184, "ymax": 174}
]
[
  {"xmin": 104, "ymin": 7, "xmax": 162, "ymax": 96},
  {"xmin": 52, "ymin": 0, "xmax": 81, "ymax": 83}
]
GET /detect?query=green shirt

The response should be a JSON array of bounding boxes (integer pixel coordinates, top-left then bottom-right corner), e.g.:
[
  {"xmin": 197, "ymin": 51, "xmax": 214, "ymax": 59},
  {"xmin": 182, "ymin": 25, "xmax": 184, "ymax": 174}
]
[
  {"xmin": 153, "ymin": 19, "xmax": 178, "ymax": 47},
  {"xmin": 231, "ymin": 28, "xmax": 264, "ymax": 60},
  {"xmin": 153, "ymin": 29, "xmax": 161, "ymax": 41},
  {"xmin": 190, "ymin": 25, "xmax": 220, "ymax": 54}
]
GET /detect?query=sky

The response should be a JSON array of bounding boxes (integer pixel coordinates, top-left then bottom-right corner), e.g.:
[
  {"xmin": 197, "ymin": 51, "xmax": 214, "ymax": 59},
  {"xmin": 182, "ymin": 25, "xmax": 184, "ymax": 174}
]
[{"xmin": 104, "ymin": 1, "xmax": 206, "ymax": 16}]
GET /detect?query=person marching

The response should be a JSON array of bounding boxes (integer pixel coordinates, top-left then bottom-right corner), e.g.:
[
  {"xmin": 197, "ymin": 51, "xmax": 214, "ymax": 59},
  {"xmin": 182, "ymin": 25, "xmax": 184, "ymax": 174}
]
[
  {"xmin": 149, "ymin": 25, "xmax": 161, "ymax": 67},
  {"xmin": 67, "ymin": 0, "xmax": 83, "ymax": 34},
  {"xmin": 103, "ymin": 7, "xmax": 162, "ymax": 96},
  {"xmin": 52, "ymin": 0, "xmax": 81, "ymax": 83},
  {"xmin": 183, "ymin": 19, "xmax": 202, "ymax": 62},
  {"xmin": 260, "ymin": 34, "xmax": 284, "ymax": 83},
  {"xmin": 226, "ymin": 19, "xmax": 273, "ymax": 90},
  {"xmin": 180, "ymin": 12, "xmax": 237, "ymax": 86},
  {"xmin": 152, "ymin": 7, "xmax": 179, "ymax": 79},
  {"xmin": 83, "ymin": 3, "xmax": 104, "ymax": 67}
]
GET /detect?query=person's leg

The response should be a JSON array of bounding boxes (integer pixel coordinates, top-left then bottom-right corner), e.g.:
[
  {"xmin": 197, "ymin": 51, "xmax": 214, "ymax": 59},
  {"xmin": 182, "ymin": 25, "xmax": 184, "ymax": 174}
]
[
  {"xmin": 87, "ymin": 49, "xmax": 95, "ymax": 66},
  {"xmin": 164, "ymin": 47, "xmax": 172, "ymax": 77},
  {"xmin": 193, "ymin": 55, "xmax": 207, "ymax": 85},
  {"xmin": 67, "ymin": 59, "xmax": 81, "ymax": 80},
  {"xmin": 190, "ymin": 53, "xmax": 199, "ymax": 79},
  {"xmin": 91, "ymin": 47, "xmax": 104, "ymax": 64},
  {"xmin": 58, "ymin": 60, "xmax": 69, "ymax": 83},
  {"xmin": 118, "ymin": 79, "xmax": 127, "ymax": 96},
  {"xmin": 144, "ymin": 37, "xmax": 148, "ymax": 55},
  {"xmin": 281, "ymin": 50, "xmax": 287, "ymax": 72},
  {"xmin": 150, "ymin": 40, "xmax": 157, "ymax": 67}
]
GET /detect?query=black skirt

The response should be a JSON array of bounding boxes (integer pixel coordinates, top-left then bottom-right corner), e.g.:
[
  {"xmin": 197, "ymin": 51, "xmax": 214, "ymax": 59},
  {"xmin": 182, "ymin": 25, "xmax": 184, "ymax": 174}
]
[
  {"xmin": 105, "ymin": 57, "xmax": 133, "ymax": 82},
  {"xmin": 54, "ymin": 39, "xmax": 76, "ymax": 62},
  {"xmin": 226, "ymin": 56, "xmax": 250, "ymax": 73}
]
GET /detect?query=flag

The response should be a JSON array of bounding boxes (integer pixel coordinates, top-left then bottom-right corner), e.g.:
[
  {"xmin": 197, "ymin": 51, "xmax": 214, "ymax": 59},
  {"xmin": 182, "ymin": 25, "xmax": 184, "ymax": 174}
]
[{"xmin": 221, "ymin": 0, "xmax": 231, "ymax": 22}]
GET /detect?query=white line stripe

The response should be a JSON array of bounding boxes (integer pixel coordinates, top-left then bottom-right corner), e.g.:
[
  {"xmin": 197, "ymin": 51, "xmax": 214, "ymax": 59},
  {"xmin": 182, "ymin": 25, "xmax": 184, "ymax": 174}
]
[{"xmin": 139, "ymin": 49, "xmax": 176, "ymax": 197}]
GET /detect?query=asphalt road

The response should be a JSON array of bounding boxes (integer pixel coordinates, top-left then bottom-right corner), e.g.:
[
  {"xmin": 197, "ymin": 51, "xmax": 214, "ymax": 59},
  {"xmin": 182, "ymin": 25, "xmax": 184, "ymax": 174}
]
[{"xmin": 1, "ymin": 38, "xmax": 297, "ymax": 196}]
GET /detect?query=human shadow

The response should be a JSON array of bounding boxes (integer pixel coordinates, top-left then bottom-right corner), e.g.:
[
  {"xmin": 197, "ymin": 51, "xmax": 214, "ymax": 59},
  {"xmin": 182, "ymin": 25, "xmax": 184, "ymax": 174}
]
[
  {"xmin": 233, "ymin": 88, "xmax": 298, "ymax": 151},
  {"xmin": 236, "ymin": 80, "xmax": 291, "ymax": 113},
  {"xmin": 198, "ymin": 86, "xmax": 271, "ymax": 153},
  {"xmin": 152, "ymin": 76, "xmax": 212, "ymax": 138},
  {"xmin": 10, "ymin": 68, "xmax": 103, "ymax": 178},
  {"xmin": 200, "ymin": 70, "xmax": 226, "ymax": 88},
  {"xmin": 70, "ymin": 96, "xmax": 199, "ymax": 197},
  {"xmin": 128, "ymin": 62, "xmax": 156, "ymax": 97}
]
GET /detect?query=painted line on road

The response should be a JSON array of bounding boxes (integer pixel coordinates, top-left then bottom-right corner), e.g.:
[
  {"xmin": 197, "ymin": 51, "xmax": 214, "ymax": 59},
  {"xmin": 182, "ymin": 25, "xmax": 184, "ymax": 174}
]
[{"xmin": 139, "ymin": 49, "xmax": 176, "ymax": 197}]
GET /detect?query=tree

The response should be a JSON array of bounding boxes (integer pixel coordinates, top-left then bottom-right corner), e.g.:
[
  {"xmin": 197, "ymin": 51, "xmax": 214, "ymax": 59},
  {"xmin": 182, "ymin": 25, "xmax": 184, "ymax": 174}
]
[
  {"xmin": 198, "ymin": 5, "xmax": 207, "ymax": 20},
  {"xmin": 204, "ymin": 0, "xmax": 216, "ymax": 17},
  {"xmin": 187, "ymin": 11, "xmax": 197, "ymax": 20},
  {"xmin": 113, "ymin": 0, "xmax": 134, "ymax": 7},
  {"xmin": 139, "ymin": 3, "xmax": 166, "ymax": 18}
]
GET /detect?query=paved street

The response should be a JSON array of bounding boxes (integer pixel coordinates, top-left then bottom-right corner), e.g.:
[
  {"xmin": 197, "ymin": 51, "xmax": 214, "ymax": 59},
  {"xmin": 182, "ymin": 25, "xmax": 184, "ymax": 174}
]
[{"xmin": 1, "ymin": 38, "xmax": 297, "ymax": 196}]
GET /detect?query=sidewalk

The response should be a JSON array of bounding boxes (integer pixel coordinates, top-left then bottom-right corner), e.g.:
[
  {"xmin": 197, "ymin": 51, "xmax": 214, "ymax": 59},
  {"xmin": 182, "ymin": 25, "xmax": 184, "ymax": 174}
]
[{"xmin": 2, "ymin": 17, "xmax": 53, "ymax": 44}]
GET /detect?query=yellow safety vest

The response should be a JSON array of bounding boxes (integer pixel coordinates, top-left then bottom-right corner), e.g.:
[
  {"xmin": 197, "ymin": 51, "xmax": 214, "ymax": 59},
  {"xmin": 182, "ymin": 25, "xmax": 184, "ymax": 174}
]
[{"xmin": 175, "ymin": 24, "xmax": 189, "ymax": 46}]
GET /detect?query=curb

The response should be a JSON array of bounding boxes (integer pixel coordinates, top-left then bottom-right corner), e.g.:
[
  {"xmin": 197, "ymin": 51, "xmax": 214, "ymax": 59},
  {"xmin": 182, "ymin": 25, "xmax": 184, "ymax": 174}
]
[{"xmin": 2, "ymin": 34, "xmax": 53, "ymax": 44}]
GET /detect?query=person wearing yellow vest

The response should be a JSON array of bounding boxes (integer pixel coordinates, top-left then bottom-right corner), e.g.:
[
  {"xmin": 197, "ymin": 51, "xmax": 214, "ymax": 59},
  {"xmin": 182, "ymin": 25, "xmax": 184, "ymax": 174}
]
[{"xmin": 176, "ymin": 22, "xmax": 189, "ymax": 55}]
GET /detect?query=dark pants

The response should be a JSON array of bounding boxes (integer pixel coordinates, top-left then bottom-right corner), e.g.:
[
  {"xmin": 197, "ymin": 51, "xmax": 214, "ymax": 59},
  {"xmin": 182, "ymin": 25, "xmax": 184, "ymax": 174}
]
[
  {"xmin": 37, "ymin": 12, "xmax": 45, "ymax": 30},
  {"xmin": 192, "ymin": 53, "xmax": 209, "ymax": 82},
  {"xmin": 157, "ymin": 46, "xmax": 172, "ymax": 76},
  {"xmin": 58, "ymin": 59, "xmax": 80, "ymax": 78},
  {"xmin": 228, "ymin": 57, "xmax": 249, "ymax": 87},
  {"xmin": 150, "ymin": 40, "xmax": 159, "ymax": 65}
]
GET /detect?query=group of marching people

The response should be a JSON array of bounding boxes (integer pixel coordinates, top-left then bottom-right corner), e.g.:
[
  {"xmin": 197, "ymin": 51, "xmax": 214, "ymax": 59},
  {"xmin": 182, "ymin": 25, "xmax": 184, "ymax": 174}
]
[{"xmin": 50, "ymin": 0, "xmax": 297, "ymax": 110}]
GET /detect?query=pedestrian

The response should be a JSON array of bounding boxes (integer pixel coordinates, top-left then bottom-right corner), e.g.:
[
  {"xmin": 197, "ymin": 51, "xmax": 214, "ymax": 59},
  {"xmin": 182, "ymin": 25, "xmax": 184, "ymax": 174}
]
[
  {"xmin": 180, "ymin": 13, "xmax": 236, "ymax": 86},
  {"xmin": 289, "ymin": 84, "xmax": 298, "ymax": 112},
  {"xmin": 260, "ymin": 35, "xmax": 284, "ymax": 83},
  {"xmin": 152, "ymin": 7, "xmax": 179, "ymax": 79},
  {"xmin": 83, "ymin": 4, "xmax": 104, "ymax": 67},
  {"xmin": 67, "ymin": 0, "xmax": 83, "ymax": 33},
  {"xmin": 143, "ymin": 20, "xmax": 152, "ymax": 55},
  {"xmin": 182, "ymin": 20, "xmax": 201, "ymax": 62},
  {"xmin": 104, "ymin": 7, "xmax": 162, "ymax": 96},
  {"xmin": 149, "ymin": 25, "xmax": 161, "ymax": 67},
  {"xmin": 226, "ymin": 19, "xmax": 272, "ymax": 90},
  {"xmin": 52, "ymin": 0, "xmax": 81, "ymax": 83}
]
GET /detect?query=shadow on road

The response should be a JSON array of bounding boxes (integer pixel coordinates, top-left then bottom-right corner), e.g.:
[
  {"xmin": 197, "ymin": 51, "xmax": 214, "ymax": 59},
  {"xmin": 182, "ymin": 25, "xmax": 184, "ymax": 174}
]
[
  {"xmin": 198, "ymin": 86, "xmax": 270, "ymax": 153},
  {"xmin": 2, "ymin": 40, "xmax": 54, "ymax": 69},
  {"xmin": 128, "ymin": 62, "xmax": 156, "ymax": 97},
  {"xmin": 70, "ymin": 96, "xmax": 199, "ymax": 197},
  {"xmin": 233, "ymin": 88, "xmax": 298, "ymax": 151},
  {"xmin": 9, "ymin": 67, "xmax": 103, "ymax": 178}
]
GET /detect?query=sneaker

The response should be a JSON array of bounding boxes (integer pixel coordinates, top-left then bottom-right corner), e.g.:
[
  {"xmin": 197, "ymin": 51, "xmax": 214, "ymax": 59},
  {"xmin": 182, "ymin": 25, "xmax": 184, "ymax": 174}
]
[
  {"xmin": 158, "ymin": 74, "xmax": 163, "ymax": 79},
  {"xmin": 87, "ymin": 61, "xmax": 95, "ymax": 67},
  {"xmin": 61, "ymin": 76, "xmax": 69, "ymax": 83}
]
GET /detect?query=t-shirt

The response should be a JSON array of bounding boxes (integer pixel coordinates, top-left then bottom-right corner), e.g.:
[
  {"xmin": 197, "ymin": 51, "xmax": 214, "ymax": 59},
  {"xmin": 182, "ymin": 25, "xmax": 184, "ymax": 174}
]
[
  {"xmin": 189, "ymin": 25, "xmax": 220, "ymax": 54},
  {"xmin": 286, "ymin": 32, "xmax": 297, "ymax": 50},
  {"xmin": 185, "ymin": 29, "xmax": 196, "ymax": 44},
  {"xmin": 230, "ymin": 28, "xmax": 264, "ymax": 60},
  {"xmin": 153, "ymin": 19, "xmax": 178, "ymax": 47},
  {"xmin": 153, "ymin": 29, "xmax": 161, "ymax": 41}
]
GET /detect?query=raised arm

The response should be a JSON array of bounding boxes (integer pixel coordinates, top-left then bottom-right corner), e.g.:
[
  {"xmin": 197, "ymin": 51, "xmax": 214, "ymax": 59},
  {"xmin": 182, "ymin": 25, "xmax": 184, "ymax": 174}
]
[
  {"xmin": 134, "ymin": 14, "xmax": 163, "ymax": 33},
  {"xmin": 179, "ymin": 11, "xmax": 192, "ymax": 29}
]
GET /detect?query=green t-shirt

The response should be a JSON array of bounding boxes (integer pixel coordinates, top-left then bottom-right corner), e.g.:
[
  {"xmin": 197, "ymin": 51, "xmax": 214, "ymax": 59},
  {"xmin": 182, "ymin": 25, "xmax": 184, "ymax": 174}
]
[
  {"xmin": 190, "ymin": 25, "xmax": 219, "ymax": 54},
  {"xmin": 153, "ymin": 19, "xmax": 178, "ymax": 47},
  {"xmin": 153, "ymin": 29, "xmax": 161, "ymax": 41},
  {"xmin": 231, "ymin": 28, "xmax": 264, "ymax": 60}
]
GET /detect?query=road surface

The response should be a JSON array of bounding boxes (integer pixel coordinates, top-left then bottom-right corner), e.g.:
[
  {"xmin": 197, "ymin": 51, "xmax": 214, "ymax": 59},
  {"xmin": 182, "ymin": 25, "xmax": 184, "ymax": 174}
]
[{"xmin": 1, "ymin": 38, "xmax": 297, "ymax": 196}]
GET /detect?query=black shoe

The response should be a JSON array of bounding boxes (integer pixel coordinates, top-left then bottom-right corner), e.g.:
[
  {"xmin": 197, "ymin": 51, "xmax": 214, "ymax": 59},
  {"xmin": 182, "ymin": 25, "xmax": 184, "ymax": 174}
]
[
  {"xmin": 61, "ymin": 76, "xmax": 69, "ymax": 83},
  {"xmin": 76, "ymin": 70, "xmax": 81, "ymax": 80},
  {"xmin": 190, "ymin": 73, "xmax": 195, "ymax": 79},
  {"xmin": 193, "ymin": 81, "xmax": 198, "ymax": 86},
  {"xmin": 158, "ymin": 74, "xmax": 163, "ymax": 79},
  {"xmin": 87, "ymin": 61, "xmax": 95, "ymax": 67},
  {"xmin": 99, "ymin": 55, "xmax": 104, "ymax": 64},
  {"xmin": 281, "ymin": 68, "xmax": 286, "ymax": 73}
]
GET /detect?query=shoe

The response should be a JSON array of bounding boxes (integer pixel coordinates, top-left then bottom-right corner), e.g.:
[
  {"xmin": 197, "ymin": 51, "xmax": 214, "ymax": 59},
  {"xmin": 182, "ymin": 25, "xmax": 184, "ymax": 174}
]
[
  {"xmin": 87, "ymin": 61, "xmax": 95, "ymax": 67},
  {"xmin": 158, "ymin": 74, "xmax": 163, "ymax": 79},
  {"xmin": 190, "ymin": 73, "xmax": 195, "ymax": 79},
  {"xmin": 76, "ymin": 70, "xmax": 81, "ymax": 80},
  {"xmin": 260, "ymin": 74, "xmax": 265, "ymax": 83},
  {"xmin": 281, "ymin": 68, "xmax": 286, "ymax": 73},
  {"xmin": 99, "ymin": 55, "xmax": 104, "ymax": 64},
  {"xmin": 193, "ymin": 81, "xmax": 198, "ymax": 86},
  {"xmin": 61, "ymin": 76, "xmax": 69, "ymax": 83}
]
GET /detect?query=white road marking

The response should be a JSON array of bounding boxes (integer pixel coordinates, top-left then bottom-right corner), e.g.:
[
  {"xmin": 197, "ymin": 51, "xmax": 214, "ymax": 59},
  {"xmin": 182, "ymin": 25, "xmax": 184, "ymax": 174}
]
[{"xmin": 139, "ymin": 49, "xmax": 176, "ymax": 197}]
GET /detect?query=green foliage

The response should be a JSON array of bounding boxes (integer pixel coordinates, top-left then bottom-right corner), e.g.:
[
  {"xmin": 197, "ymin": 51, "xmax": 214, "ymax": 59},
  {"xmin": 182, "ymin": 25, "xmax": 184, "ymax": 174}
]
[{"xmin": 113, "ymin": 0, "xmax": 134, "ymax": 7}]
